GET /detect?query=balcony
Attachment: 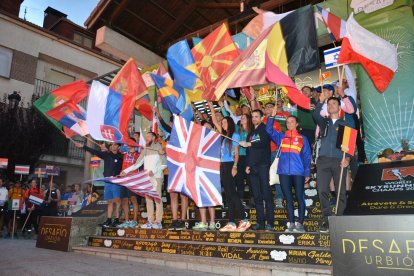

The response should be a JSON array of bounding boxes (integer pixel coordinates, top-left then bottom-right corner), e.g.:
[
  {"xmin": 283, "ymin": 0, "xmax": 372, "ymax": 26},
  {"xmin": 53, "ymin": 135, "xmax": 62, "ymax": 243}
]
[{"xmin": 34, "ymin": 79, "xmax": 85, "ymax": 161}]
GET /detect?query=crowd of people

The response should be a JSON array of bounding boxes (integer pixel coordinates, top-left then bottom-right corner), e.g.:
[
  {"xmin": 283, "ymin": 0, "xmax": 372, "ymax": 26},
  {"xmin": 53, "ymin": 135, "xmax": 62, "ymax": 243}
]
[
  {"xmin": 69, "ymin": 78, "xmax": 365, "ymax": 234},
  {"xmin": 0, "ymin": 177, "xmax": 98, "ymax": 239}
]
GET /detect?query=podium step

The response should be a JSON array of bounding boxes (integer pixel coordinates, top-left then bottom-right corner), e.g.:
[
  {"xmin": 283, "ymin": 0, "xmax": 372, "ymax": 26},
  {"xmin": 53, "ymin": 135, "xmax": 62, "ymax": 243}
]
[
  {"xmin": 73, "ymin": 246, "xmax": 332, "ymax": 276},
  {"xmin": 101, "ymin": 228, "xmax": 330, "ymax": 248}
]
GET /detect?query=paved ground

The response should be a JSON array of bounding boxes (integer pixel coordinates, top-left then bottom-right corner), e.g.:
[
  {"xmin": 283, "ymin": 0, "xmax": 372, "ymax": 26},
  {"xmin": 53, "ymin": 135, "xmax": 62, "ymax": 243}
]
[{"xmin": 0, "ymin": 239, "xmax": 221, "ymax": 276}]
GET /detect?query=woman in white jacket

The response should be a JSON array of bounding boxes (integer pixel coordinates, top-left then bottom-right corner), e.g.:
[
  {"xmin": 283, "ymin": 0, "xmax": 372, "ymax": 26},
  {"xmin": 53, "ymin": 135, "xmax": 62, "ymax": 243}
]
[{"xmin": 121, "ymin": 132, "xmax": 165, "ymax": 229}]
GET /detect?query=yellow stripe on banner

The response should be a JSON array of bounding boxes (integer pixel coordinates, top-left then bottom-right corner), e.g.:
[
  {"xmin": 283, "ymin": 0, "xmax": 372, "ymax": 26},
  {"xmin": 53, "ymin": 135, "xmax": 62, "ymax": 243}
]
[
  {"xmin": 281, "ymin": 144, "xmax": 301, "ymax": 152},
  {"xmin": 160, "ymin": 87, "xmax": 178, "ymax": 98},
  {"xmin": 342, "ymin": 126, "xmax": 351, "ymax": 153},
  {"xmin": 267, "ymin": 23, "xmax": 288, "ymax": 75}
]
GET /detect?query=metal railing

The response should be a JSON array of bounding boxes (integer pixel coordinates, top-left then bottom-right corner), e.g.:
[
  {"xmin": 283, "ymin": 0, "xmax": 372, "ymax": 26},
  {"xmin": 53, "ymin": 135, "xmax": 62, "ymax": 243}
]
[{"xmin": 34, "ymin": 79, "xmax": 60, "ymax": 98}]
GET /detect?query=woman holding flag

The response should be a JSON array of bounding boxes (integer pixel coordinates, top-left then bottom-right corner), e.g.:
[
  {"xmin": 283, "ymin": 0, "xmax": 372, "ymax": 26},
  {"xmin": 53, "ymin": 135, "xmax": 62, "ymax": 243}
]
[{"xmin": 209, "ymin": 102, "xmax": 250, "ymax": 232}]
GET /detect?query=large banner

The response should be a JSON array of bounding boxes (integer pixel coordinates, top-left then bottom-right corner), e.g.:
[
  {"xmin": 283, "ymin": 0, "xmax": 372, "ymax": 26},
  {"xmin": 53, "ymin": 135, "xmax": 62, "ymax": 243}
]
[
  {"xmin": 317, "ymin": 0, "xmax": 414, "ymax": 162},
  {"xmin": 330, "ymin": 215, "xmax": 414, "ymax": 275},
  {"xmin": 353, "ymin": 0, "xmax": 414, "ymax": 162}
]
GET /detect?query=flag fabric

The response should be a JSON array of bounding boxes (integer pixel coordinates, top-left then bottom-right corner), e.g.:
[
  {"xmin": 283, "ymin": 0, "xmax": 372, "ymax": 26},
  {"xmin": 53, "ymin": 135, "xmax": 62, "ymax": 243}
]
[
  {"xmin": 34, "ymin": 167, "xmax": 48, "ymax": 178},
  {"xmin": 193, "ymin": 32, "xmax": 254, "ymax": 51},
  {"xmin": 337, "ymin": 14, "xmax": 398, "ymax": 93},
  {"xmin": 0, "ymin": 158, "xmax": 8, "ymax": 169},
  {"xmin": 151, "ymin": 74, "xmax": 183, "ymax": 114},
  {"xmin": 134, "ymin": 95, "xmax": 153, "ymax": 121},
  {"xmin": 167, "ymin": 41, "xmax": 203, "ymax": 102},
  {"xmin": 225, "ymin": 89, "xmax": 236, "ymax": 98},
  {"xmin": 152, "ymin": 115, "xmax": 159, "ymax": 134},
  {"xmin": 15, "ymin": 165, "xmax": 30, "ymax": 175},
  {"xmin": 167, "ymin": 115, "xmax": 221, "ymax": 207},
  {"xmin": 156, "ymin": 62, "xmax": 171, "ymax": 79},
  {"xmin": 33, "ymin": 80, "xmax": 89, "ymax": 129},
  {"xmin": 211, "ymin": 26, "xmax": 273, "ymax": 99},
  {"xmin": 316, "ymin": 5, "xmax": 346, "ymax": 42},
  {"xmin": 95, "ymin": 170, "xmax": 161, "ymax": 203},
  {"xmin": 46, "ymin": 165, "xmax": 60, "ymax": 176},
  {"xmin": 336, "ymin": 125, "xmax": 358, "ymax": 156},
  {"xmin": 139, "ymin": 127, "xmax": 146, "ymax": 149},
  {"xmin": 320, "ymin": 71, "xmax": 331, "ymax": 82},
  {"xmin": 110, "ymin": 58, "xmax": 147, "ymax": 100},
  {"xmin": 191, "ymin": 23, "xmax": 239, "ymax": 101},
  {"xmin": 46, "ymin": 101, "xmax": 88, "ymax": 136},
  {"xmin": 89, "ymin": 157, "xmax": 101, "ymax": 168},
  {"xmin": 28, "ymin": 193, "xmax": 44, "ymax": 206},
  {"xmin": 87, "ymin": 81, "xmax": 137, "ymax": 145},
  {"xmin": 242, "ymin": 8, "xmax": 292, "ymax": 39},
  {"xmin": 265, "ymin": 5, "xmax": 320, "ymax": 109}
]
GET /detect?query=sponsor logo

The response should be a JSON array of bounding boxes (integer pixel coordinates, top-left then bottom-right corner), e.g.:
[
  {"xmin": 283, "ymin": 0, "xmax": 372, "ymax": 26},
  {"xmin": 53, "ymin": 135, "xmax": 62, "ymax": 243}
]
[
  {"xmin": 381, "ymin": 167, "xmax": 414, "ymax": 181},
  {"xmin": 279, "ymin": 234, "xmax": 295, "ymax": 245},
  {"xmin": 270, "ymin": 250, "xmax": 287, "ymax": 261}
]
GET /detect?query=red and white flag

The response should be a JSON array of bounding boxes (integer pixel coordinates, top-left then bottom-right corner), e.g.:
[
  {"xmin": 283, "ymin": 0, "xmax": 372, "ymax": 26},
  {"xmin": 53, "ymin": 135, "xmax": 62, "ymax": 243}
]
[
  {"xmin": 95, "ymin": 170, "xmax": 160, "ymax": 203},
  {"xmin": 15, "ymin": 165, "xmax": 30, "ymax": 175},
  {"xmin": 0, "ymin": 158, "xmax": 8, "ymax": 169},
  {"xmin": 317, "ymin": 6, "xmax": 346, "ymax": 42},
  {"xmin": 338, "ymin": 14, "xmax": 398, "ymax": 93}
]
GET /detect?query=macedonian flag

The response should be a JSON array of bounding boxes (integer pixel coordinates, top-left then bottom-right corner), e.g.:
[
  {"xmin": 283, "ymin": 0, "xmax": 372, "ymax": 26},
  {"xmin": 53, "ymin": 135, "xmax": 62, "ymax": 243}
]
[{"xmin": 191, "ymin": 23, "xmax": 239, "ymax": 101}]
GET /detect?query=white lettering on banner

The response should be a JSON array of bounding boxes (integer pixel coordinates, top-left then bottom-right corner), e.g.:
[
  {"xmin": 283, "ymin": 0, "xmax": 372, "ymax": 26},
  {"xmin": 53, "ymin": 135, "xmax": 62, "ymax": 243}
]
[{"xmin": 351, "ymin": 0, "xmax": 394, "ymax": 14}]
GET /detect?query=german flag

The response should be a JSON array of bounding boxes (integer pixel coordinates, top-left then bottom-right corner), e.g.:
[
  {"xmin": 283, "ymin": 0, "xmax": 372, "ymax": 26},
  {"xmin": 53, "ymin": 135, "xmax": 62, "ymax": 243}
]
[{"xmin": 336, "ymin": 125, "xmax": 358, "ymax": 155}]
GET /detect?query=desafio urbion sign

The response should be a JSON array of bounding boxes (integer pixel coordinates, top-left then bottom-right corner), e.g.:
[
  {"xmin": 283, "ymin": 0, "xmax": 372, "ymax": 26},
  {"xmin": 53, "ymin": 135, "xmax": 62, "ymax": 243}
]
[
  {"xmin": 330, "ymin": 215, "xmax": 414, "ymax": 276},
  {"xmin": 36, "ymin": 216, "xmax": 72, "ymax": 252}
]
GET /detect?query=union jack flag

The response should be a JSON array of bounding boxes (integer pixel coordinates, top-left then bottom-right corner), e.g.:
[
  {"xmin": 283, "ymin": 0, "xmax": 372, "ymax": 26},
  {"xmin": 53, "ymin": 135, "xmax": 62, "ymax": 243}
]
[
  {"xmin": 94, "ymin": 170, "xmax": 160, "ymax": 203},
  {"xmin": 167, "ymin": 115, "xmax": 222, "ymax": 207}
]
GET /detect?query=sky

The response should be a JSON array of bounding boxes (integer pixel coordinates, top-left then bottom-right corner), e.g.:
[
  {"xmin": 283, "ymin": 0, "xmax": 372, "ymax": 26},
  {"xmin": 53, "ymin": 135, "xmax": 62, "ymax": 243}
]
[{"xmin": 19, "ymin": 0, "xmax": 100, "ymax": 27}]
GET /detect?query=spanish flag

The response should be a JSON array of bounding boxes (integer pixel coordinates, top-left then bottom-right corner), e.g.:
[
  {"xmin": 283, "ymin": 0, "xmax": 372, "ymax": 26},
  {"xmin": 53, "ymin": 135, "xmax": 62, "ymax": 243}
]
[
  {"xmin": 265, "ymin": 5, "xmax": 320, "ymax": 110},
  {"xmin": 336, "ymin": 125, "xmax": 358, "ymax": 156}
]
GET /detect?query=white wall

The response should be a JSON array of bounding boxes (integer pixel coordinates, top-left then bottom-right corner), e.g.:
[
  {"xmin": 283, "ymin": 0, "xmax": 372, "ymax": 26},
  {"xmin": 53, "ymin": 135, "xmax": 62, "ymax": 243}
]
[{"xmin": 0, "ymin": 13, "xmax": 122, "ymax": 101}]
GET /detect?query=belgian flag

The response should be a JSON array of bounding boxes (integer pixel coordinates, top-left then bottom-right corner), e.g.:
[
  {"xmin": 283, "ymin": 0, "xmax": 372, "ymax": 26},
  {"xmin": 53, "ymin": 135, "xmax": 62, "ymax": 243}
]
[
  {"xmin": 336, "ymin": 125, "xmax": 358, "ymax": 156},
  {"xmin": 265, "ymin": 5, "xmax": 320, "ymax": 109}
]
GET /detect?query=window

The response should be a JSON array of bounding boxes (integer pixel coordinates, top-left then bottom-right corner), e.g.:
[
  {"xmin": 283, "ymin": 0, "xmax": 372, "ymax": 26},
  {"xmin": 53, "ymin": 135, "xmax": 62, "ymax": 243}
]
[
  {"xmin": 0, "ymin": 46, "xmax": 13, "ymax": 78},
  {"xmin": 73, "ymin": 32, "xmax": 93, "ymax": 48}
]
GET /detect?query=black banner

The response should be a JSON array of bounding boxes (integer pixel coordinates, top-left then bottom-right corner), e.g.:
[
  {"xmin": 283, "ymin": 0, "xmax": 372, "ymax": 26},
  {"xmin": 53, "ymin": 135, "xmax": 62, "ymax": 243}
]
[
  {"xmin": 330, "ymin": 215, "xmax": 414, "ymax": 275},
  {"xmin": 89, "ymin": 237, "xmax": 331, "ymax": 266},
  {"xmin": 346, "ymin": 160, "xmax": 414, "ymax": 215},
  {"xmin": 72, "ymin": 199, "xmax": 107, "ymax": 217},
  {"xmin": 36, "ymin": 216, "xmax": 72, "ymax": 252},
  {"xmin": 102, "ymin": 228, "xmax": 330, "ymax": 248}
]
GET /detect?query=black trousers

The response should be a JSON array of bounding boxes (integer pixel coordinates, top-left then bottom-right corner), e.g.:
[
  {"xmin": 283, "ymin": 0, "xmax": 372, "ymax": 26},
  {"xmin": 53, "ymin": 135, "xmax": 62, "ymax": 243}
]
[
  {"xmin": 249, "ymin": 164, "xmax": 274, "ymax": 226},
  {"xmin": 235, "ymin": 155, "xmax": 248, "ymax": 200},
  {"xmin": 316, "ymin": 156, "xmax": 347, "ymax": 223},
  {"xmin": 221, "ymin": 162, "xmax": 245, "ymax": 223}
]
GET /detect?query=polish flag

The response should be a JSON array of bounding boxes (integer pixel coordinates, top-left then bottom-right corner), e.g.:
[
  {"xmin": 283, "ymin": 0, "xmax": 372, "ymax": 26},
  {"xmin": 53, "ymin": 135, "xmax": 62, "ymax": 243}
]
[{"xmin": 338, "ymin": 14, "xmax": 398, "ymax": 93}]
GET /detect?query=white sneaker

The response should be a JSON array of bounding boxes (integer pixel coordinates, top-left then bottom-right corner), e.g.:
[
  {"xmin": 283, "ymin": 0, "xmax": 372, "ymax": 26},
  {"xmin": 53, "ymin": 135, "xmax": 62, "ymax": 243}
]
[
  {"xmin": 140, "ymin": 221, "xmax": 152, "ymax": 229},
  {"xmin": 152, "ymin": 222, "xmax": 162, "ymax": 229},
  {"xmin": 285, "ymin": 222, "xmax": 295, "ymax": 232}
]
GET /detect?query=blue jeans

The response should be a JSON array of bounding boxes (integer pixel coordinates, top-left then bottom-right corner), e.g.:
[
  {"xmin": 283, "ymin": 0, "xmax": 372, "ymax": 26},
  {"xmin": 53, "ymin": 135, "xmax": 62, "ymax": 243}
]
[
  {"xmin": 249, "ymin": 164, "xmax": 274, "ymax": 226},
  {"xmin": 279, "ymin": 174, "xmax": 306, "ymax": 224},
  {"xmin": 271, "ymin": 151, "xmax": 284, "ymax": 201}
]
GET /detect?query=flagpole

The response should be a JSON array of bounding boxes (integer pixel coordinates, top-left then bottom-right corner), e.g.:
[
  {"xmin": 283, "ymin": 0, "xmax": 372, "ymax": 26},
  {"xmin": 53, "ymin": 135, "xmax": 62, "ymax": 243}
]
[
  {"xmin": 12, "ymin": 210, "xmax": 16, "ymax": 239},
  {"xmin": 21, "ymin": 209, "xmax": 32, "ymax": 231},
  {"xmin": 220, "ymin": 133, "xmax": 238, "ymax": 143},
  {"xmin": 335, "ymin": 151, "xmax": 346, "ymax": 215},
  {"xmin": 20, "ymin": 174, "xmax": 22, "ymax": 181}
]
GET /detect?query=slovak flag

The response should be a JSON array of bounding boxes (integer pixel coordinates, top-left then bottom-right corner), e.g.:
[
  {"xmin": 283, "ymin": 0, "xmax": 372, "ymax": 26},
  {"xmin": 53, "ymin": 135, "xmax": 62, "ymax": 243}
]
[
  {"xmin": 338, "ymin": 14, "xmax": 398, "ymax": 93},
  {"xmin": 46, "ymin": 101, "xmax": 88, "ymax": 136},
  {"xmin": 86, "ymin": 81, "xmax": 137, "ymax": 145}
]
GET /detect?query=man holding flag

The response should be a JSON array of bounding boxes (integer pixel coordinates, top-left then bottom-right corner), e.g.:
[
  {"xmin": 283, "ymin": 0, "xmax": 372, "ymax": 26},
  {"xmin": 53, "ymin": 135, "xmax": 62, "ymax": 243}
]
[
  {"xmin": 312, "ymin": 95, "xmax": 351, "ymax": 233},
  {"xmin": 75, "ymin": 142, "xmax": 123, "ymax": 227}
]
